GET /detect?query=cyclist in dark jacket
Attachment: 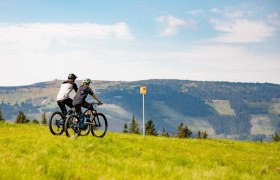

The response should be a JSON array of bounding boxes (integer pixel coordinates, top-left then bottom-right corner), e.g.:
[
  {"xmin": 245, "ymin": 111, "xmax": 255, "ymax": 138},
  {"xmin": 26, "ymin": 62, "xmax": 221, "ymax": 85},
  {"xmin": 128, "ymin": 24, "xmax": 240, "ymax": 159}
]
[
  {"xmin": 73, "ymin": 78, "xmax": 103, "ymax": 120},
  {"xmin": 56, "ymin": 73, "xmax": 78, "ymax": 116}
]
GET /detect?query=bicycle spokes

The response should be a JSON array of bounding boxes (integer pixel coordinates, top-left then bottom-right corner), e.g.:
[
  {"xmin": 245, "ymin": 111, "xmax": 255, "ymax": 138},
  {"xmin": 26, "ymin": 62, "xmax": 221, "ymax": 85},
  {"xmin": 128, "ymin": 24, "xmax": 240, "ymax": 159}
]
[
  {"xmin": 49, "ymin": 112, "xmax": 65, "ymax": 136},
  {"xmin": 65, "ymin": 115, "xmax": 80, "ymax": 138},
  {"xmin": 91, "ymin": 113, "xmax": 107, "ymax": 138}
]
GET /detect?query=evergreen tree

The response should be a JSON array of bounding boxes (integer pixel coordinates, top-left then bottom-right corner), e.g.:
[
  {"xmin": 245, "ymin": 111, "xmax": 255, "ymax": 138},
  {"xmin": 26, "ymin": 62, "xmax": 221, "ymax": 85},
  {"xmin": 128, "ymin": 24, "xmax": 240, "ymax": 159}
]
[
  {"xmin": 197, "ymin": 131, "xmax": 208, "ymax": 139},
  {"xmin": 32, "ymin": 119, "xmax": 39, "ymax": 124},
  {"xmin": 129, "ymin": 115, "xmax": 140, "ymax": 134},
  {"xmin": 25, "ymin": 118, "xmax": 30, "ymax": 123},
  {"xmin": 197, "ymin": 131, "xmax": 202, "ymax": 139},
  {"xmin": 177, "ymin": 122, "xmax": 185, "ymax": 138},
  {"xmin": 272, "ymin": 132, "xmax": 280, "ymax": 142},
  {"xmin": 160, "ymin": 127, "xmax": 169, "ymax": 137},
  {"xmin": 123, "ymin": 123, "xmax": 128, "ymax": 133},
  {"xmin": 41, "ymin": 112, "xmax": 47, "ymax": 125},
  {"xmin": 177, "ymin": 122, "xmax": 192, "ymax": 138},
  {"xmin": 145, "ymin": 119, "xmax": 158, "ymax": 136},
  {"xmin": 202, "ymin": 131, "xmax": 208, "ymax": 139},
  {"xmin": 16, "ymin": 111, "xmax": 27, "ymax": 123},
  {"xmin": 185, "ymin": 125, "xmax": 192, "ymax": 138},
  {"xmin": 0, "ymin": 107, "xmax": 4, "ymax": 121}
]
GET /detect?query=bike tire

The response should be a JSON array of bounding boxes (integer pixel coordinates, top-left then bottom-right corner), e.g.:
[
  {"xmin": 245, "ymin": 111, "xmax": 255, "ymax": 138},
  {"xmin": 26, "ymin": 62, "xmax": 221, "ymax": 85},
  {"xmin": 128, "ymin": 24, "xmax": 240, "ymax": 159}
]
[
  {"xmin": 79, "ymin": 122, "xmax": 91, "ymax": 136},
  {"xmin": 91, "ymin": 113, "xmax": 108, "ymax": 138},
  {"xmin": 79, "ymin": 110, "xmax": 91, "ymax": 136},
  {"xmin": 65, "ymin": 114, "xmax": 81, "ymax": 138},
  {"xmin": 49, "ymin": 111, "xmax": 64, "ymax": 135}
]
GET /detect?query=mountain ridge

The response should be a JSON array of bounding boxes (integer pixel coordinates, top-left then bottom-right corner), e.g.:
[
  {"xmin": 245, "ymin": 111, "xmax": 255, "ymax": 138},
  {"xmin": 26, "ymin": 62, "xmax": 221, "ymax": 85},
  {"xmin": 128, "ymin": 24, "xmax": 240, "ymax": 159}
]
[{"xmin": 1, "ymin": 79, "xmax": 280, "ymax": 140}]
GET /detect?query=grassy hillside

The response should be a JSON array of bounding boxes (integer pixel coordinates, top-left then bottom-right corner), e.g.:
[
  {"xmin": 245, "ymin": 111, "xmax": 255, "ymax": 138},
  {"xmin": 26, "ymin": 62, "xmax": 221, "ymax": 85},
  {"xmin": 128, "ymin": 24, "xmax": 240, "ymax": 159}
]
[{"xmin": 0, "ymin": 122, "xmax": 279, "ymax": 179}]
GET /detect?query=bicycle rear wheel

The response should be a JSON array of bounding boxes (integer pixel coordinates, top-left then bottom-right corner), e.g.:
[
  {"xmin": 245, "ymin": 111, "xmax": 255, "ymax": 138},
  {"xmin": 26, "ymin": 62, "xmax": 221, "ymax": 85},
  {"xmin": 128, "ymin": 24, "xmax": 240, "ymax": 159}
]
[
  {"xmin": 91, "ymin": 113, "xmax": 108, "ymax": 138},
  {"xmin": 49, "ymin": 112, "xmax": 64, "ymax": 135},
  {"xmin": 65, "ymin": 115, "xmax": 80, "ymax": 138},
  {"xmin": 79, "ymin": 111, "xmax": 91, "ymax": 136}
]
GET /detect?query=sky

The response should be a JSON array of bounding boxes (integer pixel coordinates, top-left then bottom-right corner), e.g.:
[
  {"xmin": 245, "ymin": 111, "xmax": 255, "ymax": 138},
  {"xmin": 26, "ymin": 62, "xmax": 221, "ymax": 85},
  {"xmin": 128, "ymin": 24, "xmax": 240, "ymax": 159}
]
[{"xmin": 0, "ymin": 0, "xmax": 280, "ymax": 86}]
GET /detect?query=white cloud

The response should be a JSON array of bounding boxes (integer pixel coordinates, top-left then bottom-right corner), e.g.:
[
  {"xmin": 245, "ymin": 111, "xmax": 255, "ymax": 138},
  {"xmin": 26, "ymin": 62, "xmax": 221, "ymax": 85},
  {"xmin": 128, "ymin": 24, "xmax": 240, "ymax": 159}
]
[
  {"xmin": 0, "ymin": 20, "xmax": 279, "ymax": 86},
  {"xmin": 267, "ymin": 12, "xmax": 280, "ymax": 26},
  {"xmin": 211, "ymin": 7, "xmax": 243, "ymax": 18},
  {"xmin": 177, "ymin": 45, "xmax": 280, "ymax": 83},
  {"xmin": 0, "ymin": 22, "xmax": 134, "ymax": 44},
  {"xmin": 211, "ymin": 8, "xmax": 220, "ymax": 13},
  {"xmin": 0, "ymin": 22, "xmax": 135, "ymax": 86},
  {"xmin": 189, "ymin": 9, "xmax": 204, "ymax": 16},
  {"xmin": 209, "ymin": 18, "xmax": 276, "ymax": 43},
  {"xmin": 156, "ymin": 15, "xmax": 196, "ymax": 36}
]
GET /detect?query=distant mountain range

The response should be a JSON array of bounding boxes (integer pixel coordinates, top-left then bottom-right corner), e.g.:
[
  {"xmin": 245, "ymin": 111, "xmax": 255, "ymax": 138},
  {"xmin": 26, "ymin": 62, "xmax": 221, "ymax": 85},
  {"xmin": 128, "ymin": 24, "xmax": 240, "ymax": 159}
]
[{"xmin": 1, "ymin": 79, "xmax": 280, "ymax": 140}]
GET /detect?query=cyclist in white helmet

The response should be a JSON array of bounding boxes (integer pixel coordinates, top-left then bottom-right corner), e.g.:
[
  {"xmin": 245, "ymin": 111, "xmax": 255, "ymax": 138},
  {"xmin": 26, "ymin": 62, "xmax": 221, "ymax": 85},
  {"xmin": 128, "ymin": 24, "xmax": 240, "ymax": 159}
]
[
  {"xmin": 73, "ymin": 78, "xmax": 103, "ymax": 119},
  {"xmin": 56, "ymin": 73, "xmax": 78, "ymax": 116}
]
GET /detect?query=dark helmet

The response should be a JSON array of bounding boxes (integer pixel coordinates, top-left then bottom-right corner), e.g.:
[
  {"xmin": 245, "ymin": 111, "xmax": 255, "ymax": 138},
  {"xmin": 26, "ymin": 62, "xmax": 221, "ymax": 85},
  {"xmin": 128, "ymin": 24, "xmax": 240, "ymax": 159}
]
[{"xmin": 68, "ymin": 73, "xmax": 77, "ymax": 80}]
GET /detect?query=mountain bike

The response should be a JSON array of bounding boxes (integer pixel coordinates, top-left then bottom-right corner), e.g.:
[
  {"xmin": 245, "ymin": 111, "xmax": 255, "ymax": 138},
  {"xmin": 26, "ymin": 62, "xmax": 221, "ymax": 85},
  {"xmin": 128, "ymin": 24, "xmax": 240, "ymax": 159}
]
[
  {"xmin": 49, "ymin": 110, "xmax": 74, "ymax": 135},
  {"xmin": 64, "ymin": 103, "xmax": 108, "ymax": 138}
]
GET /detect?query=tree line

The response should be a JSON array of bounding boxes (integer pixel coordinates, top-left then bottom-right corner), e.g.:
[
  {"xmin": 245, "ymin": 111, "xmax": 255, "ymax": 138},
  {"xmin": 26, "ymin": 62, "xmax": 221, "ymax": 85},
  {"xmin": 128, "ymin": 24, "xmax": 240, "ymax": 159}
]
[
  {"xmin": 15, "ymin": 111, "xmax": 47, "ymax": 125},
  {"xmin": 1, "ymin": 107, "xmax": 279, "ymax": 142},
  {"xmin": 122, "ymin": 115, "xmax": 208, "ymax": 139},
  {"xmin": 0, "ymin": 107, "xmax": 47, "ymax": 125},
  {"xmin": 121, "ymin": 115, "xmax": 280, "ymax": 142}
]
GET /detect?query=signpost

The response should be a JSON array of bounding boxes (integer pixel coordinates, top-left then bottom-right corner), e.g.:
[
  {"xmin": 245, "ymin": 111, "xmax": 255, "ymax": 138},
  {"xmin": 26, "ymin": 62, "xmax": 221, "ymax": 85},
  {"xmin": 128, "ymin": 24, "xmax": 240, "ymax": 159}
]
[{"xmin": 140, "ymin": 86, "xmax": 146, "ymax": 137}]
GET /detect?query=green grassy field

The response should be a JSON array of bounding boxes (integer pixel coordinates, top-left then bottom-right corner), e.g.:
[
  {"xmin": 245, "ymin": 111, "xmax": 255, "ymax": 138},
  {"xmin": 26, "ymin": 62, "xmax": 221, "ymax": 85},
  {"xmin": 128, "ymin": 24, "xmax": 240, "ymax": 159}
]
[{"xmin": 0, "ymin": 122, "xmax": 279, "ymax": 179}]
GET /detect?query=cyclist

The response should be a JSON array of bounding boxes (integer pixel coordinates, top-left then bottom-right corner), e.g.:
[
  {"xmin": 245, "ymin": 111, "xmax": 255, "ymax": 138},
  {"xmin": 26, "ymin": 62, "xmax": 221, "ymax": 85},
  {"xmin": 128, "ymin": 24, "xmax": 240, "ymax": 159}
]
[
  {"xmin": 56, "ymin": 73, "xmax": 78, "ymax": 116},
  {"xmin": 73, "ymin": 78, "xmax": 103, "ymax": 121}
]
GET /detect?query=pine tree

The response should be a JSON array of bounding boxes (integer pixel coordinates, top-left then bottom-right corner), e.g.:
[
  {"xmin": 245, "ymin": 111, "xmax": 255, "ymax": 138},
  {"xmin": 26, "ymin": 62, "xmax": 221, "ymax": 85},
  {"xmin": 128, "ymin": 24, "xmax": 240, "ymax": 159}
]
[
  {"xmin": 123, "ymin": 123, "xmax": 128, "ymax": 133},
  {"xmin": 41, "ymin": 112, "xmax": 47, "ymax": 125},
  {"xmin": 16, "ymin": 111, "xmax": 27, "ymax": 123},
  {"xmin": 202, "ymin": 131, "xmax": 208, "ymax": 139},
  {"xmin": 197, "ymin": 131, "xmax": 202, "ymax": 139},
  {"xmin": 197, "ymin": 131, "xmax": 208, "ymax": 139},
  {"xmin": 32, "ymin": 119, "xmax": 39, "ymax": 124},
  {"xmin": 129, "ymin": 115, "xmax": 140, "ymax": 134},
  {"xmin": 185, "ymin": 125, "xmax": 192, "ymax": 138},
  {"xmin": 0, "ymin": 107, "xmax": 4, "ymax": 121},
  {"xmin": 272, "ymin": 132, "xmax": 280, "ymax": 142},
  {"xmin": 160, "ymin": 128, "xmax": 169, "ymax": 137},
  {"xmin": 177, "ymin": 122, "xmax": 185, "ymax": 138},
  {"xmin": 177, "ymin": 122, "xmax": 192, "ymax": 138},
  {"xmin": 145, "ymin": 119, "xmax": 158, "ymax": 136}
]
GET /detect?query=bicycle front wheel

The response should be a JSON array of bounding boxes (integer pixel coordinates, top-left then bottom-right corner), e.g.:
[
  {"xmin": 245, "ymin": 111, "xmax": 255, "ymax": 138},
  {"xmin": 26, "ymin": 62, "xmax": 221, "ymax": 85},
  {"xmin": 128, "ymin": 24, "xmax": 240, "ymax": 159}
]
[
  {"xmin": 49, "ymin": 111, "xmax": 64, "ymax": 135},
  {"xmin": 91, "ymin": 113, "xmax": 108, "ymax": 138},
  {"xmin": 65, "ymin": 115, "xmax": 80, "ymax": 138}
]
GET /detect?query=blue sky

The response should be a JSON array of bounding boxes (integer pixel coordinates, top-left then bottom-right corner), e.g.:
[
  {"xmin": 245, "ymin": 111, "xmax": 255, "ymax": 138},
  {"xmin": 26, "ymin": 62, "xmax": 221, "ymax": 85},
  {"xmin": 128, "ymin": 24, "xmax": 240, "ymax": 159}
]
[{"xmin": 0, "ymin": 0, "xmax": 280, "ymax": 86}]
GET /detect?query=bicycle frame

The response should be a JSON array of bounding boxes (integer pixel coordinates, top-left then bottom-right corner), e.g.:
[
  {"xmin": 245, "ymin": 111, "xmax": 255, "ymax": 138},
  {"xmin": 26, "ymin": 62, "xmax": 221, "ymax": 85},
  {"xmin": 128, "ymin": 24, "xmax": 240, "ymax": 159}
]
[{"xmin": 77, "ymin": 103, "xmax": 100, "ymax": 129}]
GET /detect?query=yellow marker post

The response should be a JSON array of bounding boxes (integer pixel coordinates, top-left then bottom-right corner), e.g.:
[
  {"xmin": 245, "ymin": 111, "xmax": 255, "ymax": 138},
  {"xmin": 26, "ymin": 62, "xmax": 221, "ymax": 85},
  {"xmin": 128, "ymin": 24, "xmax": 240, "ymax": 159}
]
[
  {"xmin": 140, "ymin": 86, "xmax": 147, "ymax": 137},
  {"xmin": 140, "ymin": 86, "xmax": 147, "ymax": 95}
]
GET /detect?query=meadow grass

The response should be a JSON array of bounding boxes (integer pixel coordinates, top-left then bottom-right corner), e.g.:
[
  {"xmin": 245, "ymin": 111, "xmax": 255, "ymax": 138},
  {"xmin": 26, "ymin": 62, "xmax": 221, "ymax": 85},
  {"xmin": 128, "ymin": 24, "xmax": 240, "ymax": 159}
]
[{"xmin": 0, "ymin": 122, "xmax": 279, "ymax": 179}]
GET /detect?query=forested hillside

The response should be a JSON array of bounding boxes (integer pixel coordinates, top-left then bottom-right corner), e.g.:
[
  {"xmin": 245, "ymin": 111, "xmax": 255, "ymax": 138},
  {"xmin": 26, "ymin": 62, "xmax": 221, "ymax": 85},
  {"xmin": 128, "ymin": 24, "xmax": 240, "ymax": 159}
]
[{"xmin": 1, "ymin": 79, "xmax": 280, "ymax": 140}]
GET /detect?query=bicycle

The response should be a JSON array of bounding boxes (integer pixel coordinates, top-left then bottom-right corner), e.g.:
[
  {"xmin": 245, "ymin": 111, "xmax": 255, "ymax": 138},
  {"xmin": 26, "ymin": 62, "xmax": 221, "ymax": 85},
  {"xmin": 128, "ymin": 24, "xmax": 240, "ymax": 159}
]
[
  {"xmin": 64, "ymin": 102, "xmax": 108, "ymax": 138},
  {"xmin": 49, "ymin": 109, "xmax": 74, "ymax": 135}
]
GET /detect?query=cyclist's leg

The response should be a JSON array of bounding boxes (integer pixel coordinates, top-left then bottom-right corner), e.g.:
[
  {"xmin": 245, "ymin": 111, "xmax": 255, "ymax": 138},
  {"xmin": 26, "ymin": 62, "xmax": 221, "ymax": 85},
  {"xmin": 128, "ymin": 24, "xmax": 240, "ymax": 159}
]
[
  {"xmin": 57, "ymin": 100, "xmax": 67, "ymax": 116},
  {"xmin": 81, "ymin": 101, "xmax": 93, "ymax": 115},
  {"xmin": 64, "ymin": 98, "xmax": 74, "ymax": 115},
  {"xmin": 77, "ymin": 101, "xmax": 92, "ymax": 121},
  {"xmin": 81, "ymin": 101, "xmax": 93, "ymax": 110},
  {"xmin": 74, "ymin": 105, "xmax": 83, "ymax": 121}
]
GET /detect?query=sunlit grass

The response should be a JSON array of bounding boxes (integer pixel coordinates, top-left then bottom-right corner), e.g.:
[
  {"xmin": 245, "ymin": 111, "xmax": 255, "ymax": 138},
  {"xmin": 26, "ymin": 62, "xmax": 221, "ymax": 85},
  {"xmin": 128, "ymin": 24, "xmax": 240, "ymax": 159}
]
[{"xmin": 0, "ymin": 122, "xmax": 279, "ymax": 179}]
